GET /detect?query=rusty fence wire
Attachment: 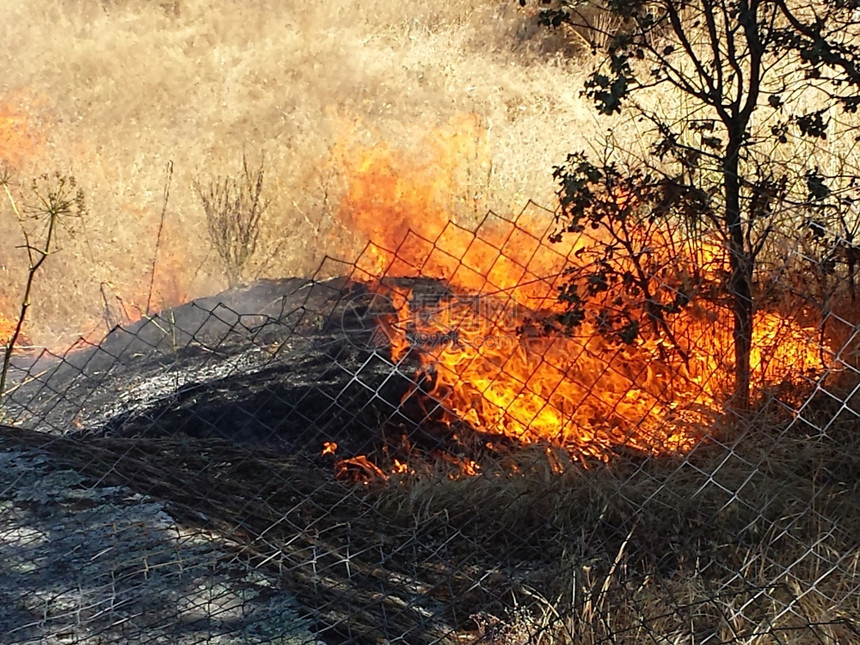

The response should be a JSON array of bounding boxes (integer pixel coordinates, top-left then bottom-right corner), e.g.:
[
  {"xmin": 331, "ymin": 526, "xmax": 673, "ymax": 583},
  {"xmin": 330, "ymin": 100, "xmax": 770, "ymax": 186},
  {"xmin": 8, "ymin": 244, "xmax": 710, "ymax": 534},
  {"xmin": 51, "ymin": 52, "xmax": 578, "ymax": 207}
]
[{"xmin": 0, "ymin": 202, "xmax": 858, "ymax": 644}]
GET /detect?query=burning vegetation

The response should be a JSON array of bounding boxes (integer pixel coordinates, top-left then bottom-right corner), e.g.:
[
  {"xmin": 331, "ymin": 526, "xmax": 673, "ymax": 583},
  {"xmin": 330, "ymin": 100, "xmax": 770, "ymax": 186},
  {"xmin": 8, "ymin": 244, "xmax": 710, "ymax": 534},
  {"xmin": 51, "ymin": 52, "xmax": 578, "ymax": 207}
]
[
  {"xmin": 0, "ymin": 5, "xmax": 856, "ymax": 644},
  {"xmin": 0, "ymin": 13, "xmax": 833, "ymax": 480},
  {"xmin": 0, "ymin": 98, "xmax": 826, "ymax": 478},
  {"xmin": 325, "ymin": 138, "xmax": 825, "ymax": 478}
]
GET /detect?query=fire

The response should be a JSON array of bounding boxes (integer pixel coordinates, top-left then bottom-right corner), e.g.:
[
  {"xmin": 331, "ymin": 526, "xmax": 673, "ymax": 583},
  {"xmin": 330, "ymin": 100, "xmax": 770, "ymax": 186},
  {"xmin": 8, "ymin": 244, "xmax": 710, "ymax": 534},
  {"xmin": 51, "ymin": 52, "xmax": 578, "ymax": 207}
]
[
  {"xmin": 0, "ymin": 91, "xmax": 45, "ymax": 349},
  {"xmin": 321, "ymin": 441, "xmax": 338, "ymax": 456},
  {"xmin": 330, "ymin": 117, "xmax": 824, "ymax": 473},
  {"xmin": 0, "ymin": 91, "xmax": 45, "ymax": 170},
  {"xmin": 390, "ymin": 290, "xmax": 819, "ymax": 461},
  {"xmin": 0, "ymin": 296, "xmax": 30, "ymax": 350},
  {"xmin": 335, "ymin": 455, "xmax": 389, "ymax": 483},
  {"xmin": 0, "ymin": 312, "xmax": 18, "ymax": 348}
]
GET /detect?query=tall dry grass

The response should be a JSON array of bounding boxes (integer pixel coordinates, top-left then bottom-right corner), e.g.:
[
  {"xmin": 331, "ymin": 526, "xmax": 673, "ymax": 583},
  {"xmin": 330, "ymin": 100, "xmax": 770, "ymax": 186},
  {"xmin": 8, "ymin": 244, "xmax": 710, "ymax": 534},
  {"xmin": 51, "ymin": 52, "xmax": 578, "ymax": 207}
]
[
  {"xmin": 371, "ymin": 396, "xmax": 860, "ymax": 643},
  {"xmin": 3, "ymin": 0, "xmax": 856, "ymax": 350},
  {"xmin": 0, "ymin": 0, "xmax": 601, "ymax": 346}
]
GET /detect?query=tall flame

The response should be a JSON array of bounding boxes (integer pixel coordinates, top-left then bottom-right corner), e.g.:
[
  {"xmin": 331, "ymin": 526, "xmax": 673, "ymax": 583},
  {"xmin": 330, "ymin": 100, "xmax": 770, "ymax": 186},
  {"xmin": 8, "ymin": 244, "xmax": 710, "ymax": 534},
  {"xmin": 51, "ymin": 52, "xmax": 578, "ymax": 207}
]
[
  {"xmin": 332, "ymin": 115, "xmax": 823, "ymax": 464},
  {"xmin": 0, "ymin": 91, "xmax": 45, "ymax": 170}
]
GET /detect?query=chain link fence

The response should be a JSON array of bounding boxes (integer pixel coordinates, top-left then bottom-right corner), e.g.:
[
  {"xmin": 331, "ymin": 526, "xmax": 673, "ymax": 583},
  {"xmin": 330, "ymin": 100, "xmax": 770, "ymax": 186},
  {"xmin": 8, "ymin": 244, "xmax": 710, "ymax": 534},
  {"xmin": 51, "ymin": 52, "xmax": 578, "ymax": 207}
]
[{"xmin": 1, "ymin": 202, "xmax": 858, "ymax": 644}]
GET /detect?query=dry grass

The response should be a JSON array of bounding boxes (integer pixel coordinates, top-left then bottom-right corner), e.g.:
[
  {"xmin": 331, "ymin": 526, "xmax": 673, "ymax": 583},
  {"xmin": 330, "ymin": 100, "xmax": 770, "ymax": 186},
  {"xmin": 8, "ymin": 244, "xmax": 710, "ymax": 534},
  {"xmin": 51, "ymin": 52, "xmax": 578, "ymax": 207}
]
[
  {"xmin": 0, "ymin": 0, "xmax": 600, "ymax": 346},
  {"xmin": 3, "ymin": 382, "xmax": 857, "ymax": 644},
  {"xmin": 1, "ymin": 2, "xmax": 858, "ymax": 642},
  {"xmin": 2, "ymin": 0, "xmax": 857, "ymax": 354},
  {"xmin": 371, "ymin": 393, "xmax": 860, "ymax": 644}
]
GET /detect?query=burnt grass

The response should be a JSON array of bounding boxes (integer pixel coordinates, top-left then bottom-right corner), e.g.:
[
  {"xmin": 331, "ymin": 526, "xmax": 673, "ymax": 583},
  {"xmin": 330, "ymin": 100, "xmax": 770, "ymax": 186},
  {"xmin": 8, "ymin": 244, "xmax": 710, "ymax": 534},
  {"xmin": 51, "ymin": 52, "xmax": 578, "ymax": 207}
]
[{"xmin": 2, "ymin": 277, "xmax": 859, "ymax": 644}]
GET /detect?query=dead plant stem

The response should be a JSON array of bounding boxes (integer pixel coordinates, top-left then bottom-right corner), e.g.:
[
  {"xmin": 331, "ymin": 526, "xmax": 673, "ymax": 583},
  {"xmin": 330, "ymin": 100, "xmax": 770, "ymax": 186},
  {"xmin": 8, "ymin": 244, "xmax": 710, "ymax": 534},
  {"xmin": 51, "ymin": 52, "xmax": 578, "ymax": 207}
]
[
  {"xmin": 0, "ymin": 184, "xmax": 58, "ymax": 409},
  {"xmin": 146, "ymin": 160, "xmax": 173, "ymax": 315}
]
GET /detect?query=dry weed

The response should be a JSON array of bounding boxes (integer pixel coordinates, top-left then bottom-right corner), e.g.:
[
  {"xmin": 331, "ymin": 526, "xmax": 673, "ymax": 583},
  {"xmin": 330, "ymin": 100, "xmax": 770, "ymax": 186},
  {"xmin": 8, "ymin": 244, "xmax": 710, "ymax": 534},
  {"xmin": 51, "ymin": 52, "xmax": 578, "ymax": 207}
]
[{"xmin": 0, "ymin": 0, "xmax": 598, "ymax": 346}]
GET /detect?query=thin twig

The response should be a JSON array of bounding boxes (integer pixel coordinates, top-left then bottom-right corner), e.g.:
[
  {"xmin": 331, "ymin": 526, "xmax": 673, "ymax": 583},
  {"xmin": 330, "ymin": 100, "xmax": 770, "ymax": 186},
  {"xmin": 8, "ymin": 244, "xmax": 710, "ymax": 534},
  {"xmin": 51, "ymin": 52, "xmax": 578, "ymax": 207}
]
[{"xmin": 146, "ymin": 161, "xmax": 174, "ymax": 315}]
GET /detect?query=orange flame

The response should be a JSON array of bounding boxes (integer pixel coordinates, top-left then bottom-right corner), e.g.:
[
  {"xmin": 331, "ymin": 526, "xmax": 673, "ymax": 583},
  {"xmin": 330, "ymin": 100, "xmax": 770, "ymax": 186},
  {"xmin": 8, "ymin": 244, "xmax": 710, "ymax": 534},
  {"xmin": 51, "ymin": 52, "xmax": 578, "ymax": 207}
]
[
  {"xmin": 331, "ymin": 115, "xmax": 824, "ymax": 472},
  {"xmin": 335, "ymin": 455, "xmax": 389, "ymax": 483},
  {"xmin": 0, "ymin": 313, "xmax": 18, "ymax": 348},
  {"xmin": 392, "ymin": 458, "xmax": 410, "ymax": 474},
  {"xmin": 0, "ymin": 295, "xmax": 30, "ymax": 350},
  {"xmin": 321, "ymin": 441, "xmax": 338, "ymax": 456},
  {"xmin": 0, "ymin": 91, "xmax": 46, "ymax": 170}
]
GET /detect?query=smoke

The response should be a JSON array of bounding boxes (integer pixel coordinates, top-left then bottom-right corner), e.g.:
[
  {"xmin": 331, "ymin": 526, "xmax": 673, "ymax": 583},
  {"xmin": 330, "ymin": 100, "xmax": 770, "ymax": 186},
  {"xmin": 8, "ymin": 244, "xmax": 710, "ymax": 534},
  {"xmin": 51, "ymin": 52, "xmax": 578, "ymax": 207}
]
[{"xmin": 0, "ymin": 0, "xmax": 594, "ymax": 347}]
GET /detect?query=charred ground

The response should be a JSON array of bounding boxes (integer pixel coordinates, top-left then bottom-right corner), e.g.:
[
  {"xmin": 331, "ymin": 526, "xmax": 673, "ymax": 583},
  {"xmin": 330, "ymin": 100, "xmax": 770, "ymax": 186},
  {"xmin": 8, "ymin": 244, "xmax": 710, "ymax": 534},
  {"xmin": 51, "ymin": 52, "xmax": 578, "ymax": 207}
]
[{"xmin": 5, "ymin": 276, "xmax": 506, "ymax": 467}]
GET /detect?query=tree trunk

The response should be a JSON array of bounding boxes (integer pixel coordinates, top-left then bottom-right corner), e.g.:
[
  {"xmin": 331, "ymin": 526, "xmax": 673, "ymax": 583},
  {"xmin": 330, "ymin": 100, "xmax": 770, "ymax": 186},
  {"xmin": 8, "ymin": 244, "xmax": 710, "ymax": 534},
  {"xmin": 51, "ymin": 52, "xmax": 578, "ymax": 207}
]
[{"xmin": 724, "ymin": 141, "xmax": 753, "ymax": 410}]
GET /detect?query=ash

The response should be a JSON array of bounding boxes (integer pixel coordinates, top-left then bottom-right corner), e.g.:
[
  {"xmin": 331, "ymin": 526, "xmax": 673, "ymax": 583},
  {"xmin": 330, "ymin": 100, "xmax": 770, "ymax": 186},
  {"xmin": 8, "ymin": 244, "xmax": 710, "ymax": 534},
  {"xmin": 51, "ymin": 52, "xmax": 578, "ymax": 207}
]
[
  {"xmin": 4, "ymin": 276, "xmax": 447, "ymax": 458},
  {"xmin": 0, "ymin": 440, "xmax": 323, "ymax": 645}
]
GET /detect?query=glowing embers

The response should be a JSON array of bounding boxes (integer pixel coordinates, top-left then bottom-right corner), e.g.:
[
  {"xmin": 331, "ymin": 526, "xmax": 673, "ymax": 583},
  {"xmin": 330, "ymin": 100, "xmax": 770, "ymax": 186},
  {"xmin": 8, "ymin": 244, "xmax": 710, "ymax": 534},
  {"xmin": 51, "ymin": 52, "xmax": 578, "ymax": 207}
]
[{"xmin": 321, "ymin": 441, "xmax": 338, "ymax": 456}]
